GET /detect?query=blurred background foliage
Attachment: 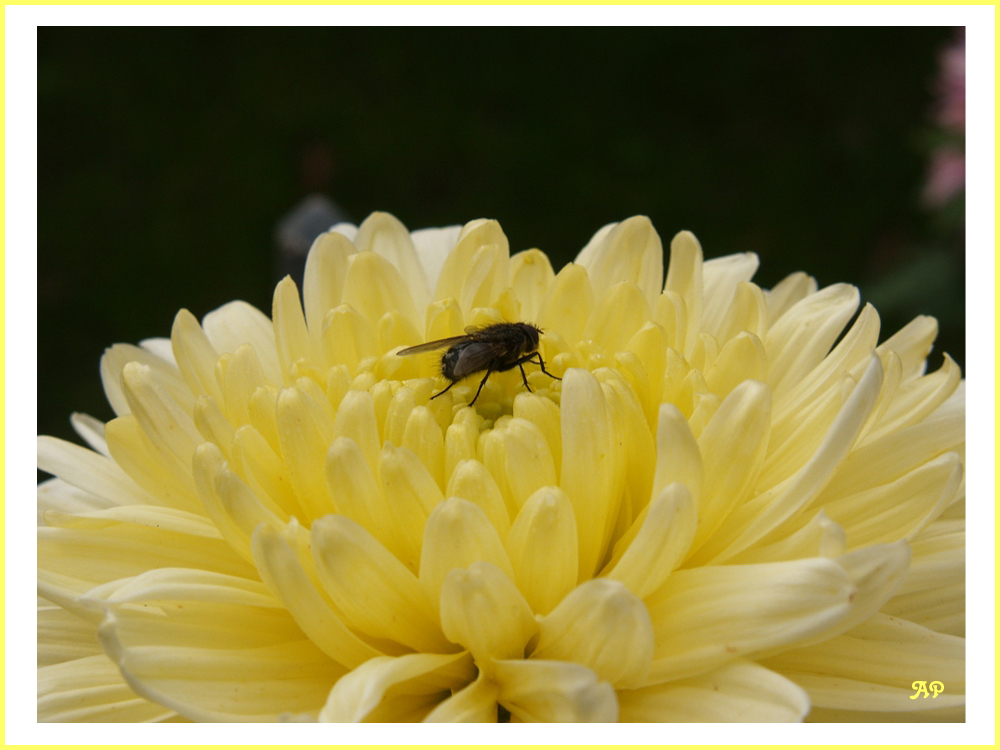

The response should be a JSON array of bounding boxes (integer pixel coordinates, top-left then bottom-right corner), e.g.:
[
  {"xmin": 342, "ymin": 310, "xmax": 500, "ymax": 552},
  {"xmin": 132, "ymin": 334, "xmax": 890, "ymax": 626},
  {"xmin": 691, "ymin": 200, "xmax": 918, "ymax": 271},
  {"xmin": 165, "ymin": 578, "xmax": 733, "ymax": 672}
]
[{"xmin": 38, "ymin": 26, "xmax": 965, "ymax": 446}]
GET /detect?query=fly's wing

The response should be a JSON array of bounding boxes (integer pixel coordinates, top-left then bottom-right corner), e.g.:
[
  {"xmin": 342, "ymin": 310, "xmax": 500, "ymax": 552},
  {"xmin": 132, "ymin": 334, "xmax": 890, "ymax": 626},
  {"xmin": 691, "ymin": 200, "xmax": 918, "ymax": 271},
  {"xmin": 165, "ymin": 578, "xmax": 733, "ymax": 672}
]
[
  {"xmin": 396, "ymin": 335, "xmax": 470, "ymax": 356},
  {"xmin": 448, "ymin": 340, "xmax": 508, "ymax": 378}
]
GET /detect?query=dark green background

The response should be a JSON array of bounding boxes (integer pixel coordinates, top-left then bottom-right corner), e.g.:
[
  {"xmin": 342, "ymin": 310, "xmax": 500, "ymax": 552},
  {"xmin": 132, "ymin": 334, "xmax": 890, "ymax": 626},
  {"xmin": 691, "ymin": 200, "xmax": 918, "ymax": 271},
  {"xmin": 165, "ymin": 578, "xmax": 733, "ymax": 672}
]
[{"xmin": 38, "ymin": 26, "xmax": 965, "ymax": 446}]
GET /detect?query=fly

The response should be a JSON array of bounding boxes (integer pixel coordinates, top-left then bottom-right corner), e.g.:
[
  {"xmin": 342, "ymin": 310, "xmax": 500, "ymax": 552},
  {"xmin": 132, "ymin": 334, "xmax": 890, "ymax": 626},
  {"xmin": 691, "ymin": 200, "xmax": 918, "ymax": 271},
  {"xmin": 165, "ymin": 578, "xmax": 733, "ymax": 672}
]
[{"xmin": 396, "ymin": 321, "xmax": 561, "ymax": 405}]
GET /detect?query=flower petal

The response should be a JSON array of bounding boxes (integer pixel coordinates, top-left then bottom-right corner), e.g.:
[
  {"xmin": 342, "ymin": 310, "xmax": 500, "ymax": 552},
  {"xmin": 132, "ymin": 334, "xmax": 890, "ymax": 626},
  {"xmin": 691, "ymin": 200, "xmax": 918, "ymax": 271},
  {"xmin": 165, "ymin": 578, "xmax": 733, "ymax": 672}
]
[
  {"xmin": 423, "ymin": 669, "xmax": 501, "ymax": 722},
  {"xmin": 38, "ymin": 654, "xmax": 179, "ymax": 722},
  {"xmin": 302, "ymin": 230, "xmax": 354, "ymax": 341},
  {"xmin": 505, "ymin": 486, "xmax": 578, "ymax": 616},
  {"xmin": 493, "ymin": 659, "xmax": 618, "ymax": 722},
  {"xmin": 310, "ymin": 515, "xmax": 450, "ymax": 654},
  {"xmin": 559, "ymin": 368, "xmax": 623, "ymax": 579},
  {"xmin": 509, "ymin": 248, "xmax": 555, "ymax": 323},
  {"xmin": 537, "ymin": 263, "xmax": 595, "ymax": 348},
  {"xmin": 439, "ymin": 561, "xmax": 537, "ymax": 664},
  {"xmin": 342, "ymin": 250, "xmax": 420, "ymax": 331},
  {"xmin": 272, "ymin": 276, "xmax": 315, "ymax": 383},
  {"xmin": 419, "ymin": 497, "xmax": 514, "ymax": 608},
  {"xmin": 38, "ymin": 600, "xmax": 102, "ymax": 667},
  {"xmin": 201, "ymin": 300, "xmax": 282, "ymax": 385},
  {"xmin": 252, "ymin": 523, "xmax": 382, "ymax": 670},
  {"xmin": 38, "ymin": 435, "xmax": 158, "ymax": 508},
  {"xmin": 762, "ymin": 613, "xmax": 963, "ymax": 713},
  {"xmin": 433, "ymin": 219, "xmax": 509, "ymax": 314},
  {"xmin": 354, "ymin": 212, "xmax": 432, "ymax": 312},
  {"xmin": 700, "ymin": 252, "xmax": 760, "ymax": 337},
  {"xmin": 319, "ymin": 651, "xmax": 474, "ymax": 722},
  {"xmin": 644, "ymin": 557, "xmax": 855, "ymax": 683},
  {"xmin": 170, "ymin": 309, "xmax": 223, "ymax": 406},
  {"xmin": 445, "ymin": 459, "xmax": 511, "ymax": 541},
  {"xmin": 411, "ymin": 224, "xmax": 463, "ymax": 289},
  {"xmin": 663, "ymin": 230, "xmax": 704, "ymax": 356},
  {"xmin": 100, "ymin": 342, "xmax": 194, "ymax": 418},
  {"xmin": 98, "ymin": 600, "xmax": 342, "ymax": 721},
  {"xmin": 604, "ymin": 482, "xmax": 697, "ymax": 599},
  {"xmin": 618, "ymin": 660, "xmax": 809, "ymax": 722},
  {"xmin": 574, "ymin": 215, "xmax": 663, "ymax": 308},
  {"xmin": 533, "ymin": 579, "xmax": 654, "ymax": 688}
]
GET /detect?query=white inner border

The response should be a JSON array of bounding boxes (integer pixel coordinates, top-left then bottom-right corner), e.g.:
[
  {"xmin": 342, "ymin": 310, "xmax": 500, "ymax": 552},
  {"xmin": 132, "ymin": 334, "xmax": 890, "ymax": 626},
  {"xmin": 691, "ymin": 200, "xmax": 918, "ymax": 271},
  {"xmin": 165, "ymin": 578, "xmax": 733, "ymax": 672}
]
[{"xmin": 10, "ymin": 4, "xmax": 995, "ymax": 745}]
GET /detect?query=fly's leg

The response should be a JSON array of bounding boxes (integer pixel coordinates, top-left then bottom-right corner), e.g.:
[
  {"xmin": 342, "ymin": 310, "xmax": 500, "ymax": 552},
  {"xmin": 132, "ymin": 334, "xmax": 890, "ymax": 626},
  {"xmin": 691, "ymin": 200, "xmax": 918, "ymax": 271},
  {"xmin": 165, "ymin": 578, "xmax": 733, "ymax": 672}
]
[
  {"xmin": 430, "ymin": 379, "xmax": 459, "ymax": 400},
  {"xmin": 469, "ymin": 368, "xmax": 493, "ymax": 406},
  {"xmin": 517, "ymin": 362, "xmax": 534, "ymax": 392},
  {"xmin": 526, "ymin": 352, "xmax": 561, "ymax": 381}
]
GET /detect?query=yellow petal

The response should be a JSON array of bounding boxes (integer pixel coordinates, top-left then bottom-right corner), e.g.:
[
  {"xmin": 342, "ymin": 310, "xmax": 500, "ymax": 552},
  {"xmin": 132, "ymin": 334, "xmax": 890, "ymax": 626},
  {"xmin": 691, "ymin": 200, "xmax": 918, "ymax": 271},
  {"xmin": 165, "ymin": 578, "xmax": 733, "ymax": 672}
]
[
  {"xmin": 379, "ymin": 442, "xmax": 444, "ymax": 570},
  {"xmin": 433, "ymin": 219, "xmax": 509, "ymax": 314},
  {"xmin": 423, "ymin": 669, "xmax": 500, "ymax": 722},
  {"xmin": 170, "ymin": 308, "xmax": 223, "ymax": 405},
  {"xmin": 688, "ymin": 379, "xmax": 771, "ymax": 554},
  {"xmin": 439, "ymin": 561, "xmax": 537, "ymax": 664},
  {"xmin": 275, "ymin": 386, "xmax": 336, "ymax": 521},
  {"xmin": 321, "ymin": 304, "xmax": 379, "ymax": 371},
  {"xmin": 505, "ymin": 486, "xmax": 578, "ymax": 616},
  {"xmin": 342, "ymin": 250, "xmax": 420, "ymax": 331},
  {"xmin": 410, "ymin": 224, "xmax": 463, "ymax": 288},
  {"xmin": 500, "ymin": 417, "xmax": 557, "ymax": 514},
  {"xmin": 559, "ymin": 368, "xmax": 622, "ymax": 579},
  {"xmin": 201, "ymin": 300, "xmax": 282, "ymax": 384},
  {"xmin": 700, "ymin": 252, "xmax": 760, "ymax": 336},
  {"xmin": 38, "ymin": 654, "xmax": 178, "ymax": 722},
  {"xmin": 354, "ymin": 211, "xmax": 431, "ymax": 311},
  {"xmin": 98, "ymin": 604, "xmax": 341, "ymax": 721},
  {"xmin": 38, "ymin": 435, "xmax": 156, "ymax": 508},
  {"xmin": 574, "ymin": 215, "xmax": 663, "ymax": 308},
  {"xmin": 272, "ymin": 276, "xmax": 315, "ymax": 383},
  {"xmin": 419, "ymin": 497, "xmax": 514, "ymax": 608},
  {"xmin": 762, "ymin": 612, "xmax": 963, "ymax": 713},
  {"xmin": 604, "ymin": 482, "xmax": 696, "ymax": 599},
  {"xmin": 644, "ymin": 557, "xmax": 855, "ymax": 683},
  {"xmin": 663, "ymin": 230, "xmax": 704, "ymax": 356},
  {"xmin": 302, "ymin": 230, "xmax": 354, "ymax": 342},
  {"xmin": 445, "ymin": 459, "xmax": 511, "ymax": 541},
  {"xmin": 494, "ymin": 659, "xmax": 618, "ymax": 722},
  {"xmin": 765, "ymin": 283, "xmax": 860, "ymax": 397},
  {"xmin": 310, "ymin": 515, "xmax": 449, "ymax": 653},
  {"xmin": 618, "ymin": 660, "xmax": 808, "ymax": 722},
  {"xmin": 100, "ymin": 342, "xmax": 195, "ymax": 418},
  {"xmin": 537, "ymin": 263, "xmax": 594, "ymax": 348},
  {"xmin": 582, "ymin": 282, "xmax": 653, "ymax": 357},
  {"xmin": 319, "ymin": 651, "xmax": 474, "ymax": 722},
  {"xmin": 509, "ymin": 248, "xmax": 555, "ymax": 322},
  {"xmin": 533, "ymin": 579, "xmax": 654, "ymax": 688},
  {"xmin": 251, "ymin": 523, "xmax": 382, "ymax": 669},
  {"xmin": 875, "ymin": 314, "xmax": 938, "ymax": 380},
  {"xmin": 764, "ymin": 271, "xmax": 818, "ymax": 322}
]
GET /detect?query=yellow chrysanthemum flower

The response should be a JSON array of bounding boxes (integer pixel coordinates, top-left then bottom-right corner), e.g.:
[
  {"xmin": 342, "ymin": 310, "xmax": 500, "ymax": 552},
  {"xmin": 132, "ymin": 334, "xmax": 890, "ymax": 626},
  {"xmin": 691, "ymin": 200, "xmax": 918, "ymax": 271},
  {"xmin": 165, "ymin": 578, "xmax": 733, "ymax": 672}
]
[{"xmin": 37, "ymin": 212, "xmax": 965, "ymax": 722}]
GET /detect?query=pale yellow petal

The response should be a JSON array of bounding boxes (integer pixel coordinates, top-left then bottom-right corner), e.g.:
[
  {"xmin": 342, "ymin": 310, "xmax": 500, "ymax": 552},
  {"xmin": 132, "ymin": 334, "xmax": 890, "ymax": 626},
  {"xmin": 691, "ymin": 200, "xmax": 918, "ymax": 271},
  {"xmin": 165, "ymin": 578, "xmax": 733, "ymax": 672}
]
[
  {"xmin": 537, "ymin": 263, "xmax": 595, "ymax": 348},
  {"xmin": 100, "ymin": 342, "xmax": 194, "ymax": 418},
  {"xmin": 574, "ymin": 215, "xmax": 663, "ymax": 308},
  {"xmin": 423, "ymin": 669, "xmax": 500, "ymax": 722},
  {"xmin": 319, "ymin": 651, "xmax": 474, "ymax": 722},
  {"xmin": 439, "ymin": 561, "xmax": 537, "ymax": 664},
  {"xmin": 38, "ymin": 654, "xmax": 179, "ymax": 722},
  {"xmin": 302, "ymin": 230, "xmax": 354, "ymax": 342},
  {"xmin": 445, "ymin": 459, "xmax": 511, "ymax": 541},
  {"xmin": 37, "ymin": 601, "xmax": 102, "ymax": 667},
  {"xmin": 433, "ymin": 219, "xmax": 509, "ymax": 314},
  {"xmin": 765, "ymin": 283, "xmax": 860, "ymax": 397},
  {"xmin": 321, "ymin": 304, "xmax": 379, "ymax": 371},
  {"xmin": 98, "ymin": 604, "xmax": 341, "ymax": 721},
  {"xmin": 354, "ymin": 211, "xmax": 431, "ymax": 311},
  {"xmin": 762, "ymin": 612, "xmax": 963, "ymax": 713},
  {"xmin": 505, "ymin": 486, "xmax": 578, "ymax": 616},
  {"xmin": 419, "ymin": 497, "xmax": 514, "ymax": 608},
  {"xmin": 604, "ymin": 482, "xmax": 696, "ymax": 599},
  {"xmin": 618, "ymin": 660, "xmax": 809, "ymax": 722},
  {"xmin": 533, "ymin": 579, "xmax": 654, "ymax": 688},
  {"xmin": 559, "ymin": 368, "xmax": 623, "ymax": 579},
  {"xmin": 500, "ymin": 417, "xmax": 557, "ymax": 514},
  {"xmin": 276, "ymin": 386, "xmax": 336, "ymax": 521},
  {"xmin": 342, "ymin": 250, "xmax": 420, "ymax": 331},
  {"xmin": 310, "ymin": 514, "xmax": 450, "ymax": 653},
  {"xmin": 378, "ymin": 442, "xmax": 444, "ymax": 571},
  {"xmin": 663, "ymin": 230, "xmax": 704, "ymax": 356},
  {"xmin": 494, "ymin": 659, "xmax": 618, "ymax": 722},
  {"xmin": 700, "ymin": 252, "xmax": 760, "ymax": 337},
  {"xmin": 410, "ymin": 224, "xmax": 463, "ymax": 288},
  {"xmin": 645, "ymin": 557, "xmax": 854, "ymax": 683},
  {"xmin": 582, "ymin": 281, "xmax": 653, "ymax": 359},
  {"xmin": 272, "ymin": 275, "xmax": 315, "ymax": 383},
  {"xmin": 201, "ymin": 300, "xmax": 282, "ymax": 384},
  {"xmin": 38, "ymin": 435, "xmax": 157, "ymax": 508},
  {"xmin": 252, "ymin": 523, "xmax": 383, "ymax": 669},
  {"xmin": 170, "ymin": 308, "xmax": 223, "ymax": 405},
  {"xmin": 508, "ymin": 248, "xmax": 555, "ymax": 322},
  {"xmin": 764, "ymin": 271, "xmax": 818, "ymax": 322}
]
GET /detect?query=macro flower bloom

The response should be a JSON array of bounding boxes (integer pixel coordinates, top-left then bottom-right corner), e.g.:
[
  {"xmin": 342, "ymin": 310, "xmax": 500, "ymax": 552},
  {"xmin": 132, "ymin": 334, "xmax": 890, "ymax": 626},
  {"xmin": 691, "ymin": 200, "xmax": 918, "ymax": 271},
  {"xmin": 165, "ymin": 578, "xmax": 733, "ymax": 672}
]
[{"xmin": 38, "ymin": 212, "xmax": 965, "ymax": 722}]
